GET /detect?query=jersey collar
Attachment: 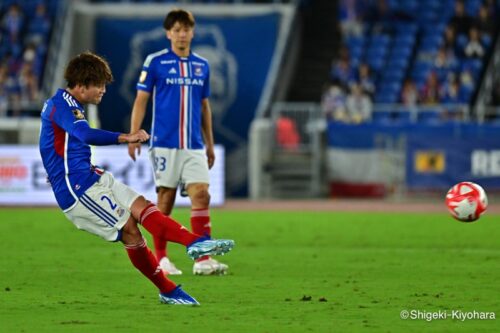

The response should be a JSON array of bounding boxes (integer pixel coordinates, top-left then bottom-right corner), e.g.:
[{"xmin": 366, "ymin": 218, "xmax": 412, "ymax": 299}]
[{"xmin": 167, "ymin": 47, "xmax": 192, "ymax": 61}]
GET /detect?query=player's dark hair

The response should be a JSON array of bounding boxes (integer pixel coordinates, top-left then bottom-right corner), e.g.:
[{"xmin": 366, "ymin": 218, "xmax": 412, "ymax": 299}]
[
  {"xmin": 163, "ymin": 9, "xmax": 195, "ymax": 30},
  {"xmin": 64, "ymin": 51, "xmax": 114, "ymax": 88}
]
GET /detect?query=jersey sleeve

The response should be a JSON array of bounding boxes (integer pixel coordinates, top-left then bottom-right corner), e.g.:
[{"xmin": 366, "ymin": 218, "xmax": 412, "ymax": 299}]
[
  {"xmin": 51, "ymin": 102, "xmax": 87, "ymax": 135},
  {"xmin": 202, "ymin": 65, "xmax": 211, "ymax": 99},
  {"xmin": 72, "ymin": 121, "xmax": 120, "ymax": 145},
  {"xmin": 52, "ymin": 103, "xmax": 120, "ymax": 145},
  {"xmin": 136, "ymin": 55, "xmax": 156, "ymax": 93}
]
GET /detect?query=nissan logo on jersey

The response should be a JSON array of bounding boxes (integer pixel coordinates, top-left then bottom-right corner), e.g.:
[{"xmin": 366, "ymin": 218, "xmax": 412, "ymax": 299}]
[{"xmin": 165, "ymin": 78, "xmax": 204, "ymax": 86}]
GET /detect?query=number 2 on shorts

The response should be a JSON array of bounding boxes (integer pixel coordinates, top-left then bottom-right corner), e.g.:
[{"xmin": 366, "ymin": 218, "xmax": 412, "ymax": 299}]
[{"xmin": 101, "ymin": 195, "xmax": 117, "ymax": 210}]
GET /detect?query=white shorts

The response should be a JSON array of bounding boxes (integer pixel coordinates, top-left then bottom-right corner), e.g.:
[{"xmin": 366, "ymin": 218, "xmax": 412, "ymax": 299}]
[
  {"xmin": 64, "ymin": 172, "xmax": 141, "ymax": 242},
  {"xmin": 149, "ymin": 147, "xmax": 209, "ymax": 189}
]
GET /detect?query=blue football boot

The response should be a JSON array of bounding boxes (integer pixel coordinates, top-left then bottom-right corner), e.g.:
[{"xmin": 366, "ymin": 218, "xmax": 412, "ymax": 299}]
[{"xmin": 159, "ymin": 285, "xmax": 200, "ymax": 305}]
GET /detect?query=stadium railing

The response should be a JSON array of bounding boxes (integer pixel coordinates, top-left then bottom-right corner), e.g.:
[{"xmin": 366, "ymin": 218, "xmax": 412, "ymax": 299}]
[
  {"xmin": 249, "ymin": 102, "xmax": 324, "ymax": 199},
  {"xmin": 474, "ymin": 27, "xmax": 500, "ymax": 122}
]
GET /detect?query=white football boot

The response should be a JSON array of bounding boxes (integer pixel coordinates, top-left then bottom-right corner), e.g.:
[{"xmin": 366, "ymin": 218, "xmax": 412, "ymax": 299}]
[
  {"xmin": 193, "ymin": 258, "xmax": 229, "ymax": 275},
  {"xmin": 159, "ymin": 257, "xmax": 182, "ymax": 275}
]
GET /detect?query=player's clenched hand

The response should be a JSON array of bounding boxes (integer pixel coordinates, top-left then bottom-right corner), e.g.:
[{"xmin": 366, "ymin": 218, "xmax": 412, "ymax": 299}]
[
  {"xmin": 125, "ymin": 130, "xmax": 149, "ymax": 143},
  {"xmin": 135, "ymin": 129, "xmax": 150, "ymax": 142}
]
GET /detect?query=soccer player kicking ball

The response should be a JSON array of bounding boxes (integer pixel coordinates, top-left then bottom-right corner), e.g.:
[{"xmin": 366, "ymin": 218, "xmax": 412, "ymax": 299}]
[{"xmin": 39, "ymin": 51, "xmax": 234, "ymax": 305}]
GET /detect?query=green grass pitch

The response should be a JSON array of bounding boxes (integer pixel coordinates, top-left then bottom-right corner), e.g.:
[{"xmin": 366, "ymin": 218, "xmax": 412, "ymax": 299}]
[{"xmin": 0, "ymin": 207, "xmax": 499, "ymax": 332}]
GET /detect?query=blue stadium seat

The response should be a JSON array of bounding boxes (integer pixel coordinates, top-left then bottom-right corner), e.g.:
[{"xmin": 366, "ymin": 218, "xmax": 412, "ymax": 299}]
[
  {"xmin": 460, "ymin": 58, "xmax": 483, "ymax": 76},
  {"xmin": 378, "ymin": 82, "xmax": 402, "ymax": 97},
  {"xmin": 465, "ymin": 0, "xmax": 482, "ymax": 16},
  {"xmin": 459, "ymin": 85, "xmax": 475, "ymax": 103},
  {"xmin": 337, "ymin": 0, "xmax": 495, "ymax": 113},
  {"xmin": 394, "ymin": 22, "xmax": 418, "ymax": 35},
  {"xmin": 412, "ymin": 60, "xmax": 432, "ymax": 74},
  {"xmin": 421, "ymin": 23, "xmax": 446, "ymax": 37},
  {"xmin": 374, "ymin": 92, "xmax": 399, "ymax": 104},
  {"xmin": 393, "ymin": 35, "xmax": 416, "ymax": 48},
  {"xmin": 349, "ymin": 45, "xmax": 363, "ymax": 59},
  {"xmin": 417, "ymin": 11, "xmax": 438, "ymax": 26},
  {"xmin": 420, "ymin": 0, "xmax": 441, "ymax": 11},
  {"xmin": 481, "ymin": 35, "xmax": 492, "ymax": 48},
  {"xmin": 381, "ymin": 80, "xmax": 402, "ymax": 90},
  {"xmin": 382, "ymin": 69, "xmax": 405, "ymax": 81},
  {"xmin": 397, "ymin": 110, "xmax": 413, "ymax": 123},
  {"xmin": 366, "ymin": 46, "xmax": 388, "ymax": 59},
  {"xmin": 387, "ymin": 57, "xmax": 409, "ymax": 70},
  {"xmin": 390, "ymin": 46, "xmax": 412, "ymax": 58},
  {"xmin": 411, "ymin": 71, "xmax": 431, "ymax": 85},
  {"xmin": 399, "ymin": 1, "xmax": 418, "ymax": 16},
  {"xmin": 366, "ymin": 57, "xmax": 386, "ymax": 72},
  {"xmin": 418, "ymin": 110, "xmax": 442, "ymax": 124},
  {"xmin": 369, "ymin": 34, "xmax": 391, "ymax": 48},
  {"xmin": 386, "ymin": 0, "xmax": 399, "ymax": 11},
  {"xmin": 420, "ymin": 35, "xmax": 443, "ymax": 51},
  {"xmin": 456, "ymin": 34, "xmax": 468, "ymax": 52},
  {"xmin": 346, "ymin": 36, "xmax": 365, "ymax": 49},
  {"xmin": 372, "ymin": 110, "xmax": 394, "ymax": 123}
]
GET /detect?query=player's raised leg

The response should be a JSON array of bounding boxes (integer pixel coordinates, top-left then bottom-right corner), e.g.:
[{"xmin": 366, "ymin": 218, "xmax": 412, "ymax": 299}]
[{"xmin": 129, "ymin": 196, "xmax": 235, "ymax": 260}]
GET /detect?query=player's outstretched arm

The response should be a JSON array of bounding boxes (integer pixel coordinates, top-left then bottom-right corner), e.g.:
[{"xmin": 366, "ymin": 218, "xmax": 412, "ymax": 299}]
[
  {"xmin": 72, "ymin": 121, "xmax": 149, "ymax": 146},
  {"xmin": 72, "ymin": 121, "xmax": 121, "ymax": 146}
]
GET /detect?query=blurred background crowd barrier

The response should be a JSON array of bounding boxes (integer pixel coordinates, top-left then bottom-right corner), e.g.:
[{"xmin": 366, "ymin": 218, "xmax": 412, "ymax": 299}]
[{"xmin": 1, "ymin": 0, "xmax": 500, "ymax": 202}]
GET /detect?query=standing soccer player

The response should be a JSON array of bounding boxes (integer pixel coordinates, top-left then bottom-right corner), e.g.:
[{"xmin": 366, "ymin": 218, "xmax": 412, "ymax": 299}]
[
  {"xmin": 39, "ymin": 51, "xmax": 234, "ymax": 305},
  {"xmin": 128, "ymin": 9, "xmax": 227, "ymax": 275}
]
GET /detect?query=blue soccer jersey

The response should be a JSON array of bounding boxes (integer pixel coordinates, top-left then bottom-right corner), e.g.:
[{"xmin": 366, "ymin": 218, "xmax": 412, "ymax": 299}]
[
  {"xmin": 39, "ymin": 89, "xmax": 102, "ymax": 211},
  {"xmin": 136, "ymin": 48, "xmax": 210, "ymax": 150}
]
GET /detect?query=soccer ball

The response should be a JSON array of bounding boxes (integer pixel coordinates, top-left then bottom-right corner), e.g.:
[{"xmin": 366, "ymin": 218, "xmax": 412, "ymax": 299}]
[{"xmin": 445, "ymin": 182, "xmax": 488, "ymax": 222}]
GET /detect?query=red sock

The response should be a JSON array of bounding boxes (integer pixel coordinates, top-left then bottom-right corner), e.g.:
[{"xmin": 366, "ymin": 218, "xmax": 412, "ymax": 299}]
[
  {"xmin": 191, "ymin": 208, "xmax": 211, "ymax": 238},
  {"xmin": 140, "ymin": 204, "xmax": 200, "ymax": 246},
  {"xmin": 124, "ymin": 238, "xmax": 176, "ymax": 293},
  {"xmin": 153, "ymin": 236, "xmax": 167, "ymax": 261},
  {"xmin": 191, "ymin": 208, "xmax": 212, "ymax": 261}
]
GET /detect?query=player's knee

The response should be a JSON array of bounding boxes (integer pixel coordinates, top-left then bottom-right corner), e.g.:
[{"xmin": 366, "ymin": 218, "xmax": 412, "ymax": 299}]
[
  {"xmin": 121, "ymin": 218, "xmax": 143, "ymax": 245},
  {"xmin": 192, "ymin": 189, "xmax": 210, "ymax": 207}
]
